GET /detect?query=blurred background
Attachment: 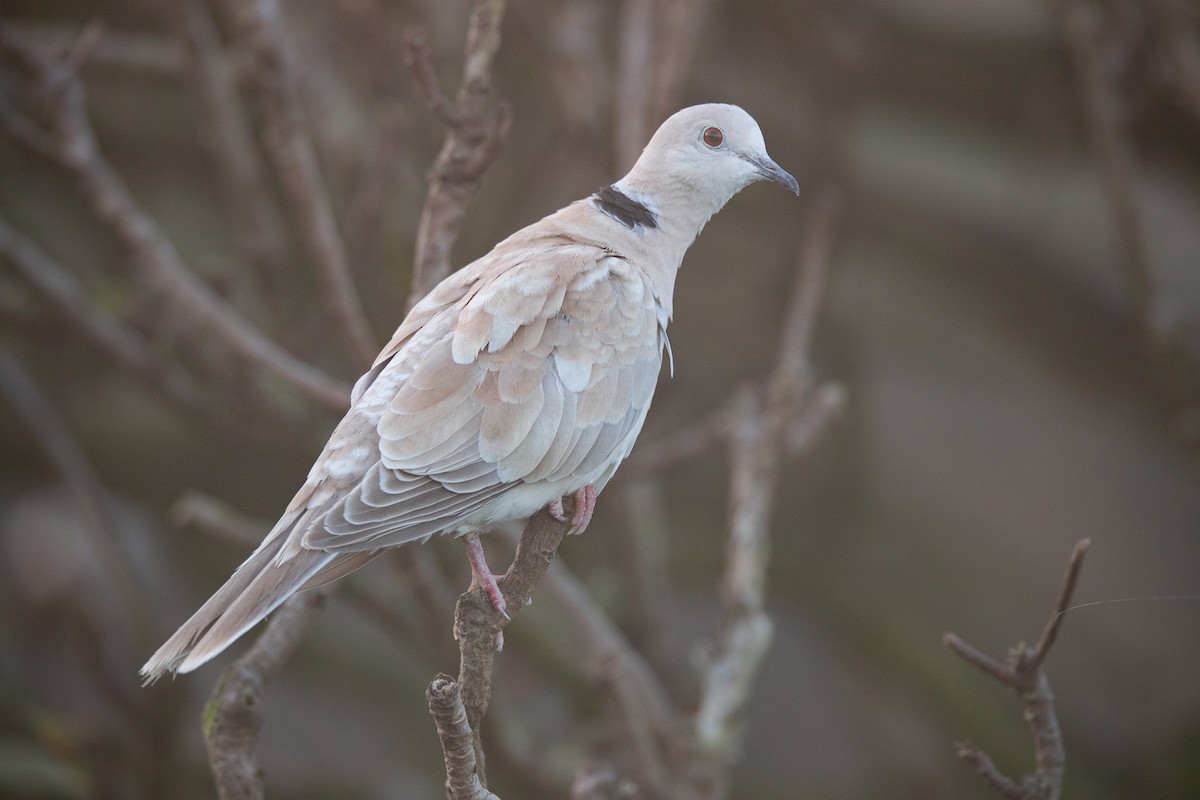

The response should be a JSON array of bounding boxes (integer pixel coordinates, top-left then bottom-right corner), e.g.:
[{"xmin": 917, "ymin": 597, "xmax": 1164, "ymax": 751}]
[{"xmin": 2, "ymin": 0, "xmax": 1199, "ymax": 798}]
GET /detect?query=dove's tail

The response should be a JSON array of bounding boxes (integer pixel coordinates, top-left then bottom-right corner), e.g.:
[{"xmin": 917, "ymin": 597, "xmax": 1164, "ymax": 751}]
[{"xmin": 140, "ymin": 525, "xmax": 359, "ymax": 684}]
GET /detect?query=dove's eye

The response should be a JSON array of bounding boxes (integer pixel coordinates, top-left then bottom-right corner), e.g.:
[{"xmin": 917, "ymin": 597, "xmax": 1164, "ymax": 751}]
[{"xmin": 702, "ymin": 127, "xmax": 724, "ymax": 148}]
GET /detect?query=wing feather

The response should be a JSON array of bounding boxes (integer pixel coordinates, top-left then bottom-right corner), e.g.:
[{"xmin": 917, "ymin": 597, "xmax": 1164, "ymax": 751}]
[{"xmin": 302, "ymin": 242, "xmax": 665, "ymax": 553}]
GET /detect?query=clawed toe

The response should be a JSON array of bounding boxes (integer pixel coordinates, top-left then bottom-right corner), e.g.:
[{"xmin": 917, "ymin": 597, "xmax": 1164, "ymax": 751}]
[{"xmin": 550, "ymin": 483, "xmax": 597, "ymax": 536}]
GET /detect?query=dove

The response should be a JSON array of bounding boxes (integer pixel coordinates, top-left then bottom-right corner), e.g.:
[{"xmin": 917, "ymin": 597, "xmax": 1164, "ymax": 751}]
[{"xmin": 141, "ymin": 103, "xmax": 798, "ymax": 682}]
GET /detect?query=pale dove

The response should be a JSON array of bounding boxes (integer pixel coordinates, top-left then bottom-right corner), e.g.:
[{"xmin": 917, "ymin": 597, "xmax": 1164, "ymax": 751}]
[{"xmin": 141, "ymin": 103, "xmax": 797, "ymax": 682}]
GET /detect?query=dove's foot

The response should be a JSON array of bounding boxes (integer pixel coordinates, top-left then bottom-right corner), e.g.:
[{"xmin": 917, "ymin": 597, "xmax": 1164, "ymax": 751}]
[
  {"xmin": 463, "ymin": 532, "xmax": 509, "ymax": 621},
  {"xmin": 549, "ymin": 483, "xmax": 597, "ymax": 536}
]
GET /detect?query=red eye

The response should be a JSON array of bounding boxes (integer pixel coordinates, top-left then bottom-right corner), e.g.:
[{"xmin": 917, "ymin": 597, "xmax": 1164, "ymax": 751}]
[{"xmin": 702, "ymin": 126, "xmax": 724, "ymax": 148}]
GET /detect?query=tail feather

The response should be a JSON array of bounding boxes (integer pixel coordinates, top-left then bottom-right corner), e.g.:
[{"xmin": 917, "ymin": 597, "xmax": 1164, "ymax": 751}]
[{"xmin": 140, "ymin": 533, "xmax": 335, "ymax": 684}]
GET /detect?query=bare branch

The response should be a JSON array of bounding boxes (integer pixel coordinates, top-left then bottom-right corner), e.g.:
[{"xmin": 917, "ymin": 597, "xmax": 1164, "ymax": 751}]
[
  {"xmin": 455, "ymin": 507, "xmax": 569, "ymax": 732},
  {"xmin": 204, "ymin": 591, "xmax": 326, "ymax": 800},
  {"xmin": 428, "ymin": 675, "xmax": 502, "ymax": 800},
  {"xmin": 690, "ymin": 193, "xmax": 841, "ymax": 797},
  {"xmin": 0, "ymin": 30, "xmax": 352, "ymax": 411},
  {"xmin": 943, "ymin": 539, "xmax": 1090, "ymax": 800},
  {"xmin": 404, "ymin": 29, "xmax": 459, "ymax": 124},
  {"xmin": 1030, "ymin": 538, "xmax": 1091, "ymax": 667},
  {"xmin": 229, "ymin": 0, "xmax": 377, "ymax": 367},
  {"xmin": 692, "ymin": 391, "xmax": 776, "ymax": 760},
  {"xmin": 954, "ymin": 741, "xmax": 1027, "ymax": 800},
  {"xmin": 773, "ymin": 188, "xmax": 841, "ymax": 399},
  {"xmin": 406, "ymin": 0, "xmax": 509, "ymax": 309}
]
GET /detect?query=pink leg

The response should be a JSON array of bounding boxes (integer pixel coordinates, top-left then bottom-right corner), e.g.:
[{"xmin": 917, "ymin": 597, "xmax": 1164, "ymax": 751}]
[
  {"xmin": 548, "ymin": 483, "xmax": 597, "ymax": 536},
  {"xmin": 464, "ymin": 533, "xmax": 509, "ymax": 621}
]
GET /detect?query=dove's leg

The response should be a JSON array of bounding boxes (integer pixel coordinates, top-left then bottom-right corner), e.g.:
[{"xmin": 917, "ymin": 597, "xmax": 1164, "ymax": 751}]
[
  {"xmin": 464, "ymin": 533, "xmax": 509, "ymax": 620},
  {"xmin": 549, "ymin": 483, "xmax": 597, "ymax": 536}
]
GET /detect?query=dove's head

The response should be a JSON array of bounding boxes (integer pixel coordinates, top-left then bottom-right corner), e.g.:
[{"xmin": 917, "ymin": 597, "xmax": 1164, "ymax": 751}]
[{"xmin": 620, "ymin": 104, "xmax": 798, "ymax": 221}]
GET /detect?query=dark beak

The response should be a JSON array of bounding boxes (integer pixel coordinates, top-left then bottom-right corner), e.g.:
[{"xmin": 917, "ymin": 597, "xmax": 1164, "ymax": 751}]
[{"xmin": 744, "ymin": 153, "xmax": 800, "ymax": 195}]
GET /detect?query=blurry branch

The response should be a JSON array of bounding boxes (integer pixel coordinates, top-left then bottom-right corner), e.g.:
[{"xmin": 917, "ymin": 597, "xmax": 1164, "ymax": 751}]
[
  {"xmin": 173, "ymin": 490, "xmax": 268, "ymax": 548},
  {"xmin": 943, "ymin": 539, "xmax": 1090, "ymax": 800},
  {"xmin": 613, "ymin": 0, "xmax": 653, "ymax": 172},
  {"xmin": 0, "ymin": 350, "xmax": 153, "ymax": 642},
  {"xmin": 343, "ymin": 104, "xmax": 409, "ymax": 272},
  {"xmin": 404, "ymin": 0, "xmax": 510, "ymax": 309},
  {"xmin": 1146, "ymin": 0, "xmax": 1200, "ymax": 128},
  {"xmin": 613, "ymin": 0, "xmax": 712, "ymax": 171},
  {"xmin": 537, "ymin": 554, "xmax": 682, "ymax": 799},
  {"xmin": 0, "ymin": 25, "xmax": 351, "ymax": 412},
  {"xmin": 622, "ymin": 406, "xmax": 731, "ymax": 476},
  {"xmin": 690, "ymin": 189, "xmax": 842, "ymax": 798},
  {"xmin": 647, "ymin": 0, "xmax": 715, "ymax": 126},
  {"xmin": 543, "ymin": 0, "xmax": 607, "ymax": 135},
  {"xmin": 1059, "ymin": 1, "xmax": 1200, "ymax": 440},
  {"xmin": 229, "ymin": 0, "xmax": 377, "ymax": 367},
  {"xmin": 1059, "ymin": 1, "xmax": 1154, "ymax": 336},
  {"xmin": 159, "ymin": 0, "xmax": 290, "ymax": 278},
  {"xmin": 204, "ymin": 591, "xmax": 327, "ymax": 800},
  {"xmin": 616, "ymin": 482, "xmax": 684, "ymax": 688},
  {"xmin": 0, "ymin": 21, "xmax": 188, "ymax": 77},
  {"xmin": 571, "ymin": 763, "xmax": 639, "ymax": 800},
  {"xmin": 0, "ymin": 218, "xmax": 202, "ymax": 412},
  {"xmin": 625, "ymin": 188, "xmax": 845, "ymax": 483}
]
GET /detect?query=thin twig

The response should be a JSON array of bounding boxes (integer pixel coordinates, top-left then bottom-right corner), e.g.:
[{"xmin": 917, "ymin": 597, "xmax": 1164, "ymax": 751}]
[
  {"xmin": 1030, "ymin": 538, "xmax": 1091, "ymax": 667},
  {"xmin": 943, "ymin": 539, "xmax": 1090, "ymax": 800},
  {"xmin": 203, "ymin": 591, "xmax": 326, "ymax": 800},
  {"xmin": 230, "ymin": 0, "xmax": 377, "ymax": 367},
  {"xmin": 405, "ymin": 0, "xmax": 509, "ymax": 309}
]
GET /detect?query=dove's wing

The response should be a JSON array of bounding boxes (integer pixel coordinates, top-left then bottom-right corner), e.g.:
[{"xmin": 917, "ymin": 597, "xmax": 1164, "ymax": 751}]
[{"xmin": 303, "ymin": 232, "xmax": 667, "ymax": 552}]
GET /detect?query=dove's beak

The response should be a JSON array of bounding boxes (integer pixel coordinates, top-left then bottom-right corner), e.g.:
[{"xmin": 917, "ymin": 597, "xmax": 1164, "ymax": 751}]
[{"xmin": 744, "ymin": 153, "xmax": 799, "ymax": 195}]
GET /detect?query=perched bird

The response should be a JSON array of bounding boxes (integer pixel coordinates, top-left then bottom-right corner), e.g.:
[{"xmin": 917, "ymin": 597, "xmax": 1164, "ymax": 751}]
[{"xmin": 141, "ymin": 103, "xmax": 798, "ymax": 682}]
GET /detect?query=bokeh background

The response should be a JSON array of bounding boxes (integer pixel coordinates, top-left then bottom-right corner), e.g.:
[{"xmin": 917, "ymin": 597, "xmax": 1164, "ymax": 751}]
[{"xmin": 2, "ymin": 0, "xmax": 1199, "ymax": 798}]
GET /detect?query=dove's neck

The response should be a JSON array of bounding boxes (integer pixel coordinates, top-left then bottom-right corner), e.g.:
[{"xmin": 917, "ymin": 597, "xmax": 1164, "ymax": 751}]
[{"xmin": 608, "ymin": 171, "xmax": 741, "ymax": 316}]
